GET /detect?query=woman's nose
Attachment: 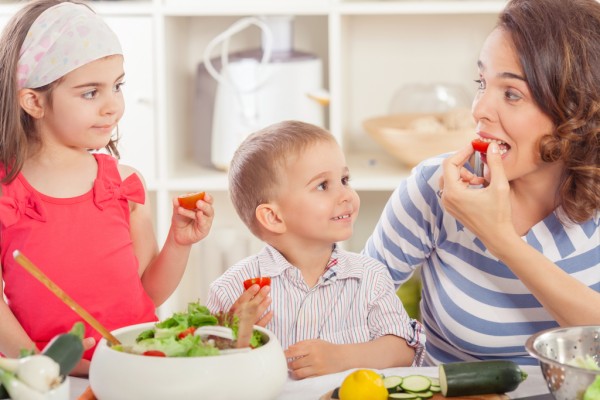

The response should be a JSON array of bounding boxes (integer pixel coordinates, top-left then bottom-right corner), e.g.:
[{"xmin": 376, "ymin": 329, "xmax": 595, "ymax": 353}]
[{"xmin": 471, "ymin": 91, "xmax": 495, "ymax": 123}]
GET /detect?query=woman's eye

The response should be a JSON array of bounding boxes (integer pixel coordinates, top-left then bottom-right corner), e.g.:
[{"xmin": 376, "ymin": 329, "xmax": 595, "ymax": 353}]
[
  {"xmin": 474, "ymin": 79, "xmax": 486, "ymax": 91},
  {"xmin": 505, "ymin": 89, "xmax": 522, "ymax": 101}
]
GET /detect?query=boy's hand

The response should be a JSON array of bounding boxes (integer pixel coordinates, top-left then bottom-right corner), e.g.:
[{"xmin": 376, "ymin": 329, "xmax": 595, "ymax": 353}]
[
  {"xmin": 231, "ymin": 284, "xmax": 272, "ymax": 327},
  {"xmin": 285, "ymin": 339, "xmax": 345, "ymax": 379},
  {"xmin": 171, "ymin": 193, "xmax": 214, "ymax": 245}
]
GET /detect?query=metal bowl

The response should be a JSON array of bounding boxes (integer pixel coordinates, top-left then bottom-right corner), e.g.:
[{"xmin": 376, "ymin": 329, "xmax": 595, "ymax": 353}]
[{"xmin": 525, "ymin": 326, "xmax": 600, "ymax": 400}]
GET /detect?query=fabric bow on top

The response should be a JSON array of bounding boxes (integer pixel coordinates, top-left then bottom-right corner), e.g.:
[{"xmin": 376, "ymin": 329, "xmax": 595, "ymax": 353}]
[
  {"xmin": 93, "ymin": 173, "xmax": 145, "ymax": 210},
  {"xmin": 0, "ymin": 193, "xmax": 47, "ymax": 227}
]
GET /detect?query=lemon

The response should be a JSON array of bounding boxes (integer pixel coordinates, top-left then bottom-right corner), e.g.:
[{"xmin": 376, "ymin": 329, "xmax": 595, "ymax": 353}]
[{"xmin": 339, "ymin": 369, "xmax": 388, "ymax": 400}]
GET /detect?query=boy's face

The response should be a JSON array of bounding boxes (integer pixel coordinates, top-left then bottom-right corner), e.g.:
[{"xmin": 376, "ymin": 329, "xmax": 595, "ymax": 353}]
[
  {"xmin": 38, "ymin": 55, "xmax": 125, "ymax": 151},
  {"xmin": 272, "ymin": 139, "xmax": 360, "ymax": 246}
]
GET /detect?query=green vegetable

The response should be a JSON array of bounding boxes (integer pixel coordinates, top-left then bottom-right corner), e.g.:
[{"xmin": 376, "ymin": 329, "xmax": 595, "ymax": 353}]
[
  {"xmin": 41, "ymin": 322, "xmax": 85, "ymax": 376},
  {"xmin": 584, "ymin": 376, "xmax": 600, "ymax": 400},
  {"xmin": 439, "ymin": 360, "xmax": 528, "ymax": 396}
]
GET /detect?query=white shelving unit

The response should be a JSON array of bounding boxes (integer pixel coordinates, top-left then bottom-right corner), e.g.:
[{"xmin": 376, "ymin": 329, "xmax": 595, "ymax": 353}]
[{"xmin": 0, "ymin": 0, "xmax": 503, "ymax": 315}]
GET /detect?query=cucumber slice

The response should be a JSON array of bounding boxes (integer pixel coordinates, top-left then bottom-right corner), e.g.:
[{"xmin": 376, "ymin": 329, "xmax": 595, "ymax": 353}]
[
  {"xmin": 400, "ymin": 375, "xmax": 431, "ymax": 392},
  {"xmin": 428, "ymin": 377, "xmax": 440, "ymax": 386},
  {"xmin": 383, "ymin": 375, "xmax": 404, "ymax": 392},
  {"xmin": 429, "ymin": 385, "xmax": 441, "ymax": 393},
  {"xmin": 439, "ymin": 360, "xmax": 528, "ymax": 396},
  {"xmin": 407, "ymin": 390, "xmax": 433, "ymax": 399},
  {"xmin": 388, "ymin": 393, "xmax": 419, "ymax": 399}
]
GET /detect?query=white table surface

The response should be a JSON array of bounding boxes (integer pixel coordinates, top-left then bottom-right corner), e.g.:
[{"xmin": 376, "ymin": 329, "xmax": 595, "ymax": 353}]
[{"xmin": 68, "ymin": 365, "xmax": 550, "ymax": 399}]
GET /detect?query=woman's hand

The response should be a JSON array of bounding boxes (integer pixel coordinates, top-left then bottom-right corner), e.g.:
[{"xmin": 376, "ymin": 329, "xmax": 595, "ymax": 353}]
[
  {"xmin": 171, "ymin": 193, "xmax": 214, "ymax": 246},
  {"xmin": 440, "ymin": 142, "xmax": 515, "ymax": 254}
]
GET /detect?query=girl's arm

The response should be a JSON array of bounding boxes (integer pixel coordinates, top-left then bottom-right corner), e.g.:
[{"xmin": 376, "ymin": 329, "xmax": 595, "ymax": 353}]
[
  {"xmin": 285, "ymin": 335, "xmax": 415, "ymax": 380},
  {"xmin": 0, "ymin": 297, "xmax": 37, "ymax": 358},
  {"xmin": 441, "ymin": 143, "xmax": 600, "ymax": 326},
  {"xmin": 123, "ymin": 166, "xmax": 214, "ymax": 306}
]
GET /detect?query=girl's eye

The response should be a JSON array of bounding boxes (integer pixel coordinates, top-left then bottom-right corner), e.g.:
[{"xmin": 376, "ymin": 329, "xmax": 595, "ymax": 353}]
[
  {"xmin": 114, "ymin": 81, "xmax": 125, "ymax": 92},
  {"xmin": 82, "ymin": 89, "xmax": 97, "ymax": 100},
  {"xmin": 317, "ymin": 181, "xmax": 328, "ymax": 191},
  {"xmin": 474, "ymin": 79, "xmax": 486, "ymax": 91}
]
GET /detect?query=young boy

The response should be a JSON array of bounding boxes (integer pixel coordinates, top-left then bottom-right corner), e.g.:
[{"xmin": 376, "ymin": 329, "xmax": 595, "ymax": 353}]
[{"xmin": 206, "ymin": 121, "xmax": 425, "ymax": 379}]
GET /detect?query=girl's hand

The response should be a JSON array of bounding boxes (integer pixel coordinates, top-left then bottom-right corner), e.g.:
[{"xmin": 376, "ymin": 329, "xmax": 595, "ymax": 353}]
[
  {"xmin": 285, "ymin": 340, "xmax": 343, "ymax": 379},
  {"xmin": 440, "ymin": 142, "xmax": 515, "ymax": 252},
  {"xmin": 231, "ymin": 285, "xmax": 273, "ymax": 327},
  {"xmin": 69, "ymin": 336, "xmax": 95, "ymax": 377},
  {"xmin": 171, "ymin": 193, "xmax": 214, "ymax": 246}
]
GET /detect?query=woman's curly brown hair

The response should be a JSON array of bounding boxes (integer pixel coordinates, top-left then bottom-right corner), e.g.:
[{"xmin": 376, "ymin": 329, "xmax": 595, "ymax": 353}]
[{"xmin": 500, "ymin": 0, "xmax": 600, "ymax": 223}]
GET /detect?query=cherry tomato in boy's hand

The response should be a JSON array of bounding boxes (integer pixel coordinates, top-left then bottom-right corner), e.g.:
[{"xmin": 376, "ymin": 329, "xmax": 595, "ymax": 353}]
[
  {"xmin": 142, "ymin": 350, "xmax": 166, "ymax": 357},
  {"xmin": 177, "ymin": 192, "xmax": 206, "ymax": 210},
  {"xmin": 471, "ymin": 138, "xmax": 490, "ymax": 154},
  {"xmin": 243, "ymin": 277, "xmax": 271, "ymax": 290}
]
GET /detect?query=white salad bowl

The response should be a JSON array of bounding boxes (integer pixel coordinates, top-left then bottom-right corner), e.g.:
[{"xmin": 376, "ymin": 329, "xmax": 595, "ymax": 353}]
[{"xmin": 89, "ymin": 322, "xmax": 288, "ymax": 400}]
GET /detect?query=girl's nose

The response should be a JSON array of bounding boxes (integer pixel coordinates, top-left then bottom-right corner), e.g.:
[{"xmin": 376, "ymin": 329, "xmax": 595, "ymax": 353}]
[{"xmin": 101, "ymin": 93, "xmax": 123, "ymax": 116}]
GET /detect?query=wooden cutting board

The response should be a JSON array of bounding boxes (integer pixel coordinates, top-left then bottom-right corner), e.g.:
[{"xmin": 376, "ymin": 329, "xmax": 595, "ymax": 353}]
[{"xmin": 320, "ymin": 390, "xmax": 509, "ymax": 400}]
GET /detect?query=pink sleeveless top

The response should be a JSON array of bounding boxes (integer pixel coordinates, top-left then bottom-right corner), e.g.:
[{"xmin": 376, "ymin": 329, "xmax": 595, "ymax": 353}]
[{"xmin": 0, "ymin": 153, "xmax": 157, "ymax": 359}]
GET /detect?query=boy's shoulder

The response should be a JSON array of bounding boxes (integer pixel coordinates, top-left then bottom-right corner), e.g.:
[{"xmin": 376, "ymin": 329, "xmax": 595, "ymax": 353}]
[{"xmin": 337, "ymin": 249, "xmax": 391, "ymax": 278}]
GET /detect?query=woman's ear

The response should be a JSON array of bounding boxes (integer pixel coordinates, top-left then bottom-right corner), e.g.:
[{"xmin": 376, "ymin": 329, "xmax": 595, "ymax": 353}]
[
  {"xmin": 256, "ymin": 203, "xmax": 286, "ymax": 234},
  {"xmin": 18, "ymin": 88, "xmax": 45, "ymax": 119}
]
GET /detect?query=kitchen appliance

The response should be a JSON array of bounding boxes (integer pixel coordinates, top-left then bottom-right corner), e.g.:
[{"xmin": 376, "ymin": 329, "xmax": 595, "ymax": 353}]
[{"xmin": 193, "ymin": 16, "xmax": 326, "ymax": 170}]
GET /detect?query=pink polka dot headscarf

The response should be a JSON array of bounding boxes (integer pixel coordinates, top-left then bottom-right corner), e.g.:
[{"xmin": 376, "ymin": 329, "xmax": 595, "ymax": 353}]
[{"xmin": 17, "ymin": 2, "xmax": 123, "ymax": 89}]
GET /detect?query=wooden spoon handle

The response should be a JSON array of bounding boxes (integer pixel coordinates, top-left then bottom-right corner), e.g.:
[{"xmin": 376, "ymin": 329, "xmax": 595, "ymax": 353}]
[{"xmin": 13, "ymin": 250, "xmax": 121, "ymax": 346}]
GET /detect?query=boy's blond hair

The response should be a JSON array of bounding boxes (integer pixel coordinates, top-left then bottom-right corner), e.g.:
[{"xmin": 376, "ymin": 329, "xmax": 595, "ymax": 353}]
[{"xmin": 228, "ymin": 120, "xmax": 336, "ymax": 238}]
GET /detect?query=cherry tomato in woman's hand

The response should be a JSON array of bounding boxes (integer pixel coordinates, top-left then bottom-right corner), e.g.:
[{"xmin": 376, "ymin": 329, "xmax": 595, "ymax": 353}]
[
  {"xmin": 243, "ymin": 277, "xmax": 271, "ymax": 290},
  {"xmin": 471, "ymin": 138, "xmax": 490, "ymax": 153},
  {"xmin": 177, "ymin": 192, "xmax": 206, "ymax": 210},
  {"xmin": 142, "ymin": 350, "xmax": 166, "ymax": 357}
]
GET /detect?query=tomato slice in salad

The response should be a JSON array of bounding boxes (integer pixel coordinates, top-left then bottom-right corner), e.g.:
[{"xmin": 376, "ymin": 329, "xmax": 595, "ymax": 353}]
[
  {"xmin": 471, "ymin": 138, "xmax": 490, "ymax": 154},
  {"xmin": 243, "ymin": 277, "xmax": 271, "ymax": 290},
  {"xmin": 177, "ymin": 327, "xmax": 197, "ymax": 339},
  {"xmin": 142, "ymin": 350, "xmax": 166, "ymax": 357},
  {"xmin": 177, "ymin": 192, "xmax": 206, "ymax": 210}
]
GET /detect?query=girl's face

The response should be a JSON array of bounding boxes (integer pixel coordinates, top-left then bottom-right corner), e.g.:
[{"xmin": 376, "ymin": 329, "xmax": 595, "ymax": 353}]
[
  {"xmin": 39, "ymin": 55, "xmax": 125, "ymax": 151},
  {"xmin": 473, "ymin": 28, "xmax": 557, "ymax": 182},
  {"xmin": 273, "ymin": 139, "xmax": 360, "ymax": 247}
]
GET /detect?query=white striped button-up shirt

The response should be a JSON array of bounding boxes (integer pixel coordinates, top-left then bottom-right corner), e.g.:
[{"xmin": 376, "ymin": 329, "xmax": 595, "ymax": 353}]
[{"xmin": 206, "ymin": 244, "xmax": 425, "ymax": 366}]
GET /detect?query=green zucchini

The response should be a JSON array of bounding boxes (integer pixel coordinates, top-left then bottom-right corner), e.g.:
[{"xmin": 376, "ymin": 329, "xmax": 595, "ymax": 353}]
[
  {"xmin": 383, "ymin": 375, "xmax": 403, "ymax": 392},
  {"xmin": 41, "ymin": 322, "xmax": 85, "ymax": 376},
  {"xmin": 439, "ymin": 360, "xmax": 528, "ymax": 396}
]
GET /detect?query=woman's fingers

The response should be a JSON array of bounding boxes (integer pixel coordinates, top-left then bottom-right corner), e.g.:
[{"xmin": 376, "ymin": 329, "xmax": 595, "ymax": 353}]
[{"xmin": 485, "ymin": 142, "xmax": 509, "ymax": 192}]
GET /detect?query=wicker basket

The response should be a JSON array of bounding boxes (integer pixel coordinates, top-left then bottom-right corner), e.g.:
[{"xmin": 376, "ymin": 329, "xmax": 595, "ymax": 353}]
[{"xmin": 363, "ymin": 112, "xmax": 474, "ymax": 167}]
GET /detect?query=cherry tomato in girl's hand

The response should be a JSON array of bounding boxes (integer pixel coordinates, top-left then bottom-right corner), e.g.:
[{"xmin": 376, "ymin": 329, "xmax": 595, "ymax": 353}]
[
  {"xmin": 177, "ymin": 192, "xmax": 206, "ymax": 210},
  {"xmin": 243, "ymin": 277, "xmax": 271, "ymax": 290},
  {"xmin": 471, "ymin": 138, "xmax": 490, "ymax": 154}
]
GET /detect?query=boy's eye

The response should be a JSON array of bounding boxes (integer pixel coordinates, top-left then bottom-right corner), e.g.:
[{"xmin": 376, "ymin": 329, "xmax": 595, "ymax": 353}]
[
  {"xmin": 317, "ymin": 181, "xmax": 328, "ymax": 191},
  {"xmin": 342, "ymin": 175, "xmax": 351, "ymax": 186}
]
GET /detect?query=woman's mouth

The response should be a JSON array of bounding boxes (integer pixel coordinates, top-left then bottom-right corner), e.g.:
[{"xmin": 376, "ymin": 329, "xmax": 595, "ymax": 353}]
[{"xmin": 478, "ymin": 137, "xmax": 511, "ymax": 155}]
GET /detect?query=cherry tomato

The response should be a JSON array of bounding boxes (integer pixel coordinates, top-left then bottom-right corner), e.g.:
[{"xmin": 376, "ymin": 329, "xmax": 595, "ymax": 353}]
[
  {"xmin": 142, "ymin": 350, "xmax": 166, "ymax": 357},
  {"xmin": 177, "ymin": 192, "xmax": 206, "ymax": 210},
  {"xmin": 178, "ymin": 327, "xmax": 196, "ymax": 339},
  {"xmin": 471, "ymin": 138, "xmax": 490, "ymax": 154},
  {"xmin": 243, "ymin": 277, "xmax": 271, "ymax": 290}
]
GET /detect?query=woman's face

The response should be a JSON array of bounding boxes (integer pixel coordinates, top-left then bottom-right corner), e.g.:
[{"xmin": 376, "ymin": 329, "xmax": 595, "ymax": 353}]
[{"xmin": 472, "ymin": 28, "xmax": 558, "ymax": 183}]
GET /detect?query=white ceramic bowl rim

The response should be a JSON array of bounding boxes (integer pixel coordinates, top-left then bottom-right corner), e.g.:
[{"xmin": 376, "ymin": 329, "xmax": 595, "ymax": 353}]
[{"xmin": 525, "ymin": 325, "xmax": 600, "ymax": 375}]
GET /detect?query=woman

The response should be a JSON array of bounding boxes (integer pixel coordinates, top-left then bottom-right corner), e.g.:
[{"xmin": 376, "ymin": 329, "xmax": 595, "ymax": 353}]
[{"xmin": 364, "ymin": 0, "xmax": 600, "ymax": 365}]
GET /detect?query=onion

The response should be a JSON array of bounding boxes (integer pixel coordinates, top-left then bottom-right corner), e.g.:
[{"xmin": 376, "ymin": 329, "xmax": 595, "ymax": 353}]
[{"xmin": 0, "ymin": 354, "xmax": 61, "ymax": 393}]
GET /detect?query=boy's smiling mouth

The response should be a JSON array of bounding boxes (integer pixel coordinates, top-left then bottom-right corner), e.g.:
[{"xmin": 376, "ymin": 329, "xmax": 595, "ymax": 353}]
[{"xmin": 332, "ymin": 214, "xmax": 351, "ymax": 221}]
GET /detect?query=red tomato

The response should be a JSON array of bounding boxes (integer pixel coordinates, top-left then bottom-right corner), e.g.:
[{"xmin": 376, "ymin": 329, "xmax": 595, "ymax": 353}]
[
  {"xmin": 243, "ymin": 277, "xmax": 271, "ymax": 290},
  {"xmin": 177, "ymin": 192, "xmax": 206, "ymax": 210},
  {"xmin": 178, "ymin": 327, "xmax": 196, "ymax": 339},
  {"xmin": 142, "ymin": 350, "xmax": 166, "ymax": 357},
  {"xmin": 471, "ymin": 138, "xmax": 490, "ymax": 154}
]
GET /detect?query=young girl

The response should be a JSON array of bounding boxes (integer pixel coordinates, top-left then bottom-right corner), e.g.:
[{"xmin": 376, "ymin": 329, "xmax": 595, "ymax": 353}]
[{"xmin": 0, "ymin": 0, "xmax": 214, "ymax": 375}]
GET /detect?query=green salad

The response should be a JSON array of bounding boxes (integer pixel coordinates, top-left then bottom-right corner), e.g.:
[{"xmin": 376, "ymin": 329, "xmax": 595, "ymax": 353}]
[{"xmin": 112, "ymin": 302, "xmax": 264, "ymax": 357}]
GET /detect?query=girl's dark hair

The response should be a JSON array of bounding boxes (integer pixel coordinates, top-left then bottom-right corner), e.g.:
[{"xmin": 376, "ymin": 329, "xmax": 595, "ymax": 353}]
[
  {"xmin": 499, "ymin": 0, "xmax": 600, "ymax": 223},
  {"xmin": 0, "ymin": 0, "xmax": 119, "ymax": 184}
]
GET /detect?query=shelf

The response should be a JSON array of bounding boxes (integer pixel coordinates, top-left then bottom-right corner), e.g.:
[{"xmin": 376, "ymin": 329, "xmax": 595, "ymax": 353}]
[
  {"xmin": 339, "ymin": 1, "xmax": 505, "ymax": 15},
  {"xmin": 161, "ymin": 0, "xmax": 330, "ymax": 16}
]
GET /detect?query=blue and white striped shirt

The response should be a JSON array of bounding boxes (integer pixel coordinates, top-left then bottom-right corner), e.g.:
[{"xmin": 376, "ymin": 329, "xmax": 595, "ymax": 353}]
[
  {"xmin": 364, "ymin": 155, "xmax": 600, "ymax": 366},
  {"xmin": 206, "ymin": 244, "xmax": 425, "ymax": 366}
]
